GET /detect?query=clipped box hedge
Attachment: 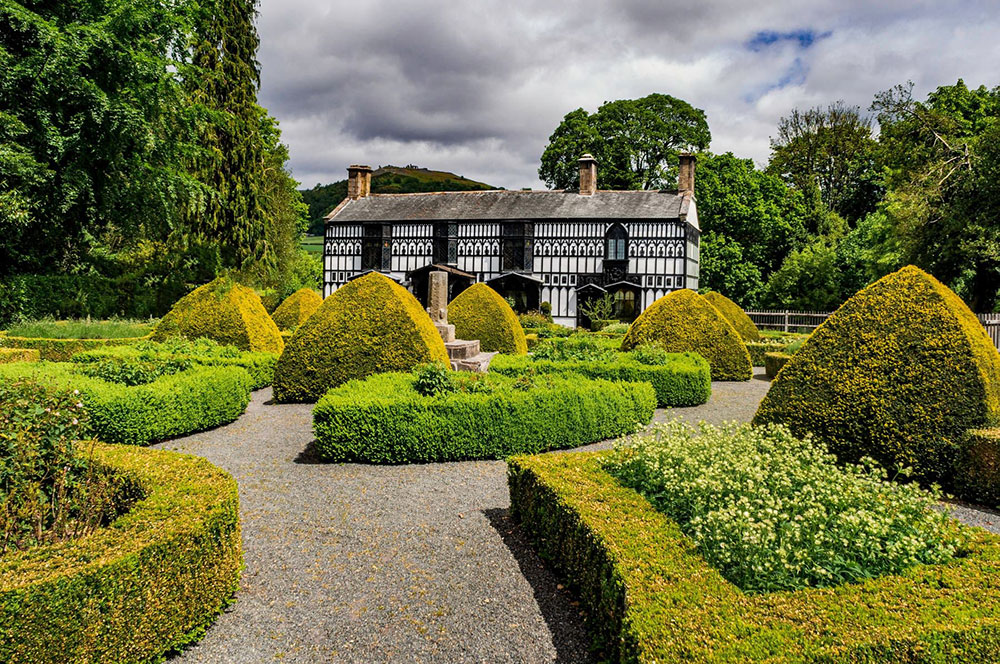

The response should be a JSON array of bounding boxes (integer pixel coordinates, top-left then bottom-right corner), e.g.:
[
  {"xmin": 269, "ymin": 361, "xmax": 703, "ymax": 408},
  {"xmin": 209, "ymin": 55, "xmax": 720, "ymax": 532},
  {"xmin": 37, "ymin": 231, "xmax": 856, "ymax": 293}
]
[
  {"xmin": 704, "ymin": 291, "xmax": 760, "ymax": 341},
  {"xmin": 0, "ymin": 334, "xmax": 150, "ymax": 362},
  {"xmin": 0, "ymin": 362, "xmax": 252, "ymax": 446},
  {"xmin": 0, "ymin": 442, "xmax": 241, "ymax": 663},
  {"xmin": 508, "ymin": 451, "xmax": 1000, "ymax": 663},
  {"xmin": 0, "ymin": 347, "xmax": 39, "ymax": 364},
  {"xmin": 72, "ymin": 344, "xmax": 277, "ymax": 390},
  {"xmin": 313, "ymin": 372, "xmax": 655, "ymax": 463},
  {"xmin": 764, "ymin": 351, "xmax": 792, "ymax": 379},
  {"xmin": 490, "ymin": 351, "xmax": 711, "ymax": 407},
  {"xmin": 270, "ymin": 288, "xmax": 323, "ymax": 331},
  {"xmin": 956, "ymin": 428, "xmax": 1000, "ymax": 507},
  {"xmin": 449, "ymin": 283, "xmax": 528, "ymax": 354}
]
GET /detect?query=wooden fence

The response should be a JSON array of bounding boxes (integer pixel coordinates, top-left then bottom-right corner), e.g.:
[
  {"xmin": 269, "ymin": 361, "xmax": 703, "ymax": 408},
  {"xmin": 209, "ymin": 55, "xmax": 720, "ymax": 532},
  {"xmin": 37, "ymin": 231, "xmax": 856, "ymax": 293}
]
[{"xmin": 746, "ymin": 309, "xmax": 1000, "ymax": 351}]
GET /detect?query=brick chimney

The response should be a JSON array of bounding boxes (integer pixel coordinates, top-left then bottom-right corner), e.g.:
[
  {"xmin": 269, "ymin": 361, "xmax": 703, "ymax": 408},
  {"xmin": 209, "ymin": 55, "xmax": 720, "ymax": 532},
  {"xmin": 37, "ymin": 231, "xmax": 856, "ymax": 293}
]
[
  {"xmin": 578, "ymin": 154, "xmax": 597, "ymax": 196},
  {"xmin": 677, "ymin": 153, "xmax": 696, "ymax": 195},
  {"xmin": 347, "ymin": 164, "xmax": 373, "ymax": 199}
]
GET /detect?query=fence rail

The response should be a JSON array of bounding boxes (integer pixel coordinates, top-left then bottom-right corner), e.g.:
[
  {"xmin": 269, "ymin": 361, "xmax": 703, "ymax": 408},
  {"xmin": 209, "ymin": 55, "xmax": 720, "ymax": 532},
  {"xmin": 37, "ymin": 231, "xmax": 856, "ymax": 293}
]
[{"xmin": 746, "ymin": 309, "xmax": 1000, "ymax": 352}]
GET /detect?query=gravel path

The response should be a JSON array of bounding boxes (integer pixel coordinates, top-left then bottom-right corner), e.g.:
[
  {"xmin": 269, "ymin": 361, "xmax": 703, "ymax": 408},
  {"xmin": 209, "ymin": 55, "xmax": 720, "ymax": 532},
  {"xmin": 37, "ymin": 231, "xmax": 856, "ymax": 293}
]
[{"xmin": 155, "ymin": 369, "xmax": 1000, "ymax": 662}]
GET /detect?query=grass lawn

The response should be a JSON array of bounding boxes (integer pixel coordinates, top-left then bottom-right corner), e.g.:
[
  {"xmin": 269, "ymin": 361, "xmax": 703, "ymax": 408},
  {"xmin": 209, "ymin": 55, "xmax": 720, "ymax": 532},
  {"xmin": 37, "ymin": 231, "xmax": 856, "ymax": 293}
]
[
  {"xmin": 4, "ymin": 318, "xmax": 154, "ymax": 339},
  {"xmin": 300, "ymin": 235, "xmax": 324, "ymax": 255}
]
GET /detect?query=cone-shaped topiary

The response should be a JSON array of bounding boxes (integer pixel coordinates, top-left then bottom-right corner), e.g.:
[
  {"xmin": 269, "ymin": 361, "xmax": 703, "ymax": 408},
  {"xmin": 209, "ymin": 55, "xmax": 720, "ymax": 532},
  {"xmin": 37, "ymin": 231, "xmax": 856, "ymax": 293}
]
[
  {"xmin": 703, "ymin": 291, "xmax": 760, "ymax": 341},
  {"xmin": 621, "ymin": 289, "xmax": 751, "ymax": 381},
  {"xmin": 270, "ymin": 288, "xmax": 323, "ymax": 331},
  {"xmin": 449, "ymin": 283, "xmax": 528, "ymax": 354},
  {"xmin": 754, "ymin": 265, "xmax": 1000, "ymax": 485},
  {"xmin": 152, "ymin": 277, "xmax": 284, "ymax": 353},
  {"xmin": 272, "ymin": 272, "xmax": 449, "ymax": 402}
]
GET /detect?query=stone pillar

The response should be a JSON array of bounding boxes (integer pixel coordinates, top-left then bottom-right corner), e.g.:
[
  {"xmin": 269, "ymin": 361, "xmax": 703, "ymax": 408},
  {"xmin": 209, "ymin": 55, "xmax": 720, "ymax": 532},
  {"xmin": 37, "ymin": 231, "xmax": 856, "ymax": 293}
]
[{"xmin": 428, "ymin": 271, "xmax": 455, "ymax": 342}]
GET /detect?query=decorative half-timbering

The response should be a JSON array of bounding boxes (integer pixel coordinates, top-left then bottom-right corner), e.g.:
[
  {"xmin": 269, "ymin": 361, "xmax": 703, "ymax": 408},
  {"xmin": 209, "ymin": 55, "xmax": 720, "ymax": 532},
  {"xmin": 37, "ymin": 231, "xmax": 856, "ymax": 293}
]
[{"xmin": 323, "ymin": 157, "xmax": 701, "ymax": 327}]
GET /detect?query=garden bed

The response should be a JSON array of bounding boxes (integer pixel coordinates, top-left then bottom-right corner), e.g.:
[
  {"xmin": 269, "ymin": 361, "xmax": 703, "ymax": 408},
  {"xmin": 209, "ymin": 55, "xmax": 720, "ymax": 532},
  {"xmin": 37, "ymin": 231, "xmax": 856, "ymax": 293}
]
[
  {"xmin": 312, "ymin": 371, "xmax": 655, "ymax": 463},
  {"xmin": 508, "ymin": 450, "xmax": 1000, "ymax": 663},
  {"xmin": 490, "ymin": 350, "xmax": 710, "ymax": 407},
  {"xmin": 0, "ymin": 442, "xmax": 241, "ymax": 663},
  {"xmin": 0, "ymin": 361, "xmax": 252, "ymax": 445}
]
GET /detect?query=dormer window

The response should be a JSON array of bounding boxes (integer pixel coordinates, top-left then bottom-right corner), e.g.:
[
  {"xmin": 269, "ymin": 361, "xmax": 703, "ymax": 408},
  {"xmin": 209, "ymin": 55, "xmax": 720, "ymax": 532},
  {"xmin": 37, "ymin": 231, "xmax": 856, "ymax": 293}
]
[{"xmin": 605, "ymin": 223, "xmax": 628, "ymax": 261}]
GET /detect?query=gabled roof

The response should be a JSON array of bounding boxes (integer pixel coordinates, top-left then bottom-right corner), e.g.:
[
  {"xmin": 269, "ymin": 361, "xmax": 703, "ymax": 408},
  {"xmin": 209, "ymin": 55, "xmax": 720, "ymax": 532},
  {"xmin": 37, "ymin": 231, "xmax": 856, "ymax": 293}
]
[{"xmin": 325, "ymin": 189, "xmax": 691, "ymax": 223}]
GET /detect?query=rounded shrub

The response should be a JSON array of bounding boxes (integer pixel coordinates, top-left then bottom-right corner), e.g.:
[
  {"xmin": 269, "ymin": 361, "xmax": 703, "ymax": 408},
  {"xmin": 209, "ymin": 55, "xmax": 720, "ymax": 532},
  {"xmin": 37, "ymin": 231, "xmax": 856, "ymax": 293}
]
[
  {"xmin": 754, "ymin": 265, "xmax": 1000, "ymax": 485},
  {"xmin": 152, "ymin": 276, "xmax": 284, "ymax": 353},
  {"xmin": 449, "ymin": 283, "xmax": 528, "ymax": 354},
  {"xmin": 312, "ymin": 371, "xmax": 655, "ymax": 463},
  {"xmin": 270, "ymin": 288, "xmax": 323, "ymax": 331},
  {"xmin": 620, "ymin": 289, "xmax": 752, "ymax": 381},
  {"xmin": 272, "ymin": 272, "xmax": 449, "ymax": 402},
  {"xmin": 0, "ymin": 442, "xmax": 240, "ymax": 664},
  {"xmin": 703, "ymin": 291, "xmax": 760, "ymax": 341}
]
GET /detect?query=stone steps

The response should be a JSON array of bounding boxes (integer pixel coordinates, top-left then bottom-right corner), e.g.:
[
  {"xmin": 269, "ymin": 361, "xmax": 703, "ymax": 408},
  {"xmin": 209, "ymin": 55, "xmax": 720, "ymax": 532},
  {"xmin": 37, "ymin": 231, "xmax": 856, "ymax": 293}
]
[{"xmin": 444, "ymin": 338, "xmax": 495, "ymax": 372}]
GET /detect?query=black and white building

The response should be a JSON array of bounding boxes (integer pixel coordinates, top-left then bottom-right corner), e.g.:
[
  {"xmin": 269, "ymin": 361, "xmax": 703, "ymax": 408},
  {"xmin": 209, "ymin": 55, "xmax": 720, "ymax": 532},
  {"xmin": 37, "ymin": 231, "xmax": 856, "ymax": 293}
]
[{"xmin": 323, "ymin": 155, "xmax": 700, "ymax": 328}]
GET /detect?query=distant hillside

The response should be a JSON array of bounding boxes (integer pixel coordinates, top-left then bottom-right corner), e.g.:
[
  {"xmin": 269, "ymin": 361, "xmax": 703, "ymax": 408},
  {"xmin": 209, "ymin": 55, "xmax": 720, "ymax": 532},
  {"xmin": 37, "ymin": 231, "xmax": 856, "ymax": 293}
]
[{"xmin": 300, "ymin": 165, "xmax": 499, "ymax": 235}]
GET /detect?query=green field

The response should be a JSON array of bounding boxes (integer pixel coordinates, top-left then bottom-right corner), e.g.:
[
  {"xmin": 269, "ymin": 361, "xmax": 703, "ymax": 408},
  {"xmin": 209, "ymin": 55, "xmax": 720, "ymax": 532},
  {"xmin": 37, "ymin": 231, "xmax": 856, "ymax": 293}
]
[{"xmin": 301, "ymin": 235, "xmax": 324, "ymax": 255}]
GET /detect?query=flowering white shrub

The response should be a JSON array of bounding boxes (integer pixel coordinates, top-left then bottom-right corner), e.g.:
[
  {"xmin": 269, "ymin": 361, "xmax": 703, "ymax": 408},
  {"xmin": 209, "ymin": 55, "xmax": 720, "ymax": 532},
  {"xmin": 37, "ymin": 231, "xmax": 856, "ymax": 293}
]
[{"xmin": 605, "ymin": 420, "xmax": 967, "ymax": 593}]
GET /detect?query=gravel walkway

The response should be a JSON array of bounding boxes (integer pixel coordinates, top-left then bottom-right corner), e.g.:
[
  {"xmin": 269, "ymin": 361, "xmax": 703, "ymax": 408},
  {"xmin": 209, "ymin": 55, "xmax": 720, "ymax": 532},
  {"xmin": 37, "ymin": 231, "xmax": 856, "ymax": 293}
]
[{"xmin": 156, "ymin": 369, "xmax": 1000, "ymax": 662}]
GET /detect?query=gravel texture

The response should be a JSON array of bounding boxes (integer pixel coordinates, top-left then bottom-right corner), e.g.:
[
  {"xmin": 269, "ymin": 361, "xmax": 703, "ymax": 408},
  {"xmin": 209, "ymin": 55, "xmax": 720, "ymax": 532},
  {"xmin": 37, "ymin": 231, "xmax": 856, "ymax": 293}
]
[{"xmin": 157, "ymin": 370, "xmax": 1000, "ymax": 662}]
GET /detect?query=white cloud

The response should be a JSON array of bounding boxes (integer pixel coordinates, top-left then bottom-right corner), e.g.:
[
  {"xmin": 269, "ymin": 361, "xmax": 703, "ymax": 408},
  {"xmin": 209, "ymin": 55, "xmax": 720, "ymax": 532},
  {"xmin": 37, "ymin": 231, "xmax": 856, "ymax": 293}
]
[{"xmin": 256, "ymin": 0, "xmax": 1000, "ymax": 189}]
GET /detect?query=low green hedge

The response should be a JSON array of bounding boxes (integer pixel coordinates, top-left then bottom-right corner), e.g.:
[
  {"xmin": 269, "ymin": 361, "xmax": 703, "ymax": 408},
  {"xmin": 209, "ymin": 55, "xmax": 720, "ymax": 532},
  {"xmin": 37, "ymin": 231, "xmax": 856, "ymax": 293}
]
[
  {"xmin": 0, "ymin": 334, "xmax": 151, "ymax": 362},
  {"xmin": 313, "ymin": 372, "xmax": 655, "ymax": 463},
  {"xmin": 490, "ymin": 352, "xmax": 710, "ymax": 407},
  {"xmin": 0, "ymin": 347, "xmax": 39, "ymax": 364},
  {"xmin": 956, "ymin": 428, "xmax": 1000, "ymax": 507},
  {"xmin": 0, "ymin": 362, "xmax": 252, "ymax": 446},
  {"xmin": 0, "ymin": 442, "xmax": 241, "ymax": 663},
  {"xmin": 72, "ymin": 343, "xmax": 277, "ymax": 390},
  {"xmin": 508, "ymin": 452, "xmax": 1000, "ymax": 663},
  {"xmin": 764, "ymin": 351, "xmax": 792, "ymax": 379}
]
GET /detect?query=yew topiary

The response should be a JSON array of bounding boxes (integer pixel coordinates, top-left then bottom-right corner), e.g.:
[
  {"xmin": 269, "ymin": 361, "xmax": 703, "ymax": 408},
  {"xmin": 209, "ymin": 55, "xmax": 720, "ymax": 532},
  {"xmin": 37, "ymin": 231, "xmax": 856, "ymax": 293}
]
[
  {"xmin": 754, "ymin": 265, "xmax": 1000, "ymax": 485},
  {"xmin": 272, "ymin": 272, "xmax": 449, "ymax": 402},
  {"xmin": 620, "ymin": 289, "xmax": 751, "ymax": 381},
  {"xmin": 270, "ymin": 288, "xmax": 323, "ymax": 331},
  {"xmin": 703, "ymin": 291, "xmax": 760, "ymax": 341},
  {"xmin": 449, "ymin": 283, "xmax": 527, "ymax": 354},
  {"xmin": 152, "ymin": 277, "xmax": 284, "ymax": 353}
]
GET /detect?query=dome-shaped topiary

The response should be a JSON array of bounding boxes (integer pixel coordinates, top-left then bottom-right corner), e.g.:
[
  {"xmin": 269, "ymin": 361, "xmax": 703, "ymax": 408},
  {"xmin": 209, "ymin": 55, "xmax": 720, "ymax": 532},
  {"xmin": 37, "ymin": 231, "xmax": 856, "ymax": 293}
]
[
  {"xmin": 753, "ymin": 265, "xmax": 1000, "ymax": 485},
  {"xmin": 448, "ymin": 283, "xmax": 528, "ymax": 354},
  {"xmin": 703, "ymin": 291, "xmax": 760, "ymax": 341},
  {"xmin": 620, "ymin": 289, "xmax": 751, "ymax": 381},
  {"xmin": 270, "ymin": 288, "xmax": 323, "ymax": 331},
  {"xmin": 272, "ymin": 272, "xmax": 450, "ymax": 402},
  {"xmin": 152, "ymin": 277, "xmax": 284, "ymax": 353}
]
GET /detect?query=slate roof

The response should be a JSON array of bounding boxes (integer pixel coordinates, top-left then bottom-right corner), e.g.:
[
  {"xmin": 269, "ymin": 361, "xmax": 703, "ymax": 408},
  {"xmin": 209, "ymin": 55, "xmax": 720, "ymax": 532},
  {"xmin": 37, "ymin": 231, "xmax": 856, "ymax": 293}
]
[{"xmin": 325, "ymin": 189, "xmax": 690, "ymax": 223}]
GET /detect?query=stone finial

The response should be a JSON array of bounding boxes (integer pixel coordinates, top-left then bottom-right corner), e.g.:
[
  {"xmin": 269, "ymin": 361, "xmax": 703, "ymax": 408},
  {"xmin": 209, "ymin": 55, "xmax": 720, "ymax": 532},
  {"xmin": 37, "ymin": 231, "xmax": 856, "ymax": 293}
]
[{"xmin": 578, "ymin": 154, "xmax": 597, "ymax": 196}]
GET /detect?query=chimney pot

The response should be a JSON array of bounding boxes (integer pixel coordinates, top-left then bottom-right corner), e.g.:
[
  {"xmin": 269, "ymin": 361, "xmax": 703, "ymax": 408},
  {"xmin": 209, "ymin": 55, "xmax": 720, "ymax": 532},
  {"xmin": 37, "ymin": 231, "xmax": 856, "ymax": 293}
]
[
  {"xmin": 578, "ymin": 154, "xmax": 597, "ymax": 196},
  {"xmin": 677, "ymin": 153, "xmax": 696, "ymax": 195},
  {"xmin": 348, "ymin": 164, "xmax": 373, "ymax": 199}
]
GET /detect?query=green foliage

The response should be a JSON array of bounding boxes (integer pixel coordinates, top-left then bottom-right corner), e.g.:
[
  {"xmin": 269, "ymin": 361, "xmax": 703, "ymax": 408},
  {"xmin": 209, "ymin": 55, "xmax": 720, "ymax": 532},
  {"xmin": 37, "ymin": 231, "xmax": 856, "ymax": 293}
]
[
  {"xmin": 955, "ymin": 429, "xmax": 1000, "ymax": 507},
  {"xmin": 607, "ymin": 421, "xmax": 963, "ymax": 593},
  {"xmin": 5, "ymin": 319, "xmax": 153, "ymax": 340},
  {"xmin": 744, "ymin": 339, "xmax": 797, "ymax": 366},
  {"xmin": 508, "ymin": 450, "xmax": 1000, "ymax": 663},
  {"xmin": 153, "ymin": 276, "xmax": 284, "ymax": 353},
  {"xmin": 703, "ymin": 291, "xmax": 760, "ymax": 341},
  {"xmin": 312, "ymin": 372, "xmax": 655, "ymax": 463},
  {"xmin": 761, "ymin": 237, "xmax": 847, "ymax": 310},
  {"xmin": 412, "ymin": 362, "xmax": 455, "ymax": 397},
  {"xmin": 621, "ymin": 289, "xmax": 752, "ymax": 381},
  {"xmin": 754, "ymin": 265, "xmax": 1000, "ymax": 489},
  {"xmin": 698, "ymin": 232, "xmax": 765, "ymax": 307},
  {"xmin": 767, "ymin": 102, "xmax": 882, "ymax": 223},
  {"xmin": 0, "ymin": 361, "xmax": 252, "ymax": 446},
  {"xmin": 0, "ymin": 348, "xmax": 37, "ymax": 364},
  {"xmin": 0, "ymin": 334, "xmax": 149, "ymax": 363},
  {"xmin": 539, "ymin": 94, "xmax": 711, "ymax": 190},
  {"xmin": 532, "ymin": 337, "xmax": 616, "ymax": 362},
  {"xmin": 763, "ymin": 352, "xmax": 791, "ymax": 379},
  {"xmin": 273, "ymin": 272, "xmax": 449, "ymax": 402},
  {"xmin": 76, "ymin": 355, "xmax": 193, "ymax": 387},
  {"xmin": 578, "ymin": 293, "xmax": 615, "ymax": 325},
  {"xmin": 270, "ymin": 288, "xmax": 322, "ymax": 331},
  {"xmin": 518, "ymin": 311, "xmax": 552, "ymax": 329},
  {"xmin": 490, "ymin": 349, "xmax": 711, "ymax": 407},
  {"xmin": 448, "ymin": 283, "xmax": 528, "ymax": 354},
  {"xmin": 0, "ymin": 442, "xmax": 241, "ymax": 664},
  {"xmin": 0, "ymin": 274, "xmax": 171, "ymax": 327}
]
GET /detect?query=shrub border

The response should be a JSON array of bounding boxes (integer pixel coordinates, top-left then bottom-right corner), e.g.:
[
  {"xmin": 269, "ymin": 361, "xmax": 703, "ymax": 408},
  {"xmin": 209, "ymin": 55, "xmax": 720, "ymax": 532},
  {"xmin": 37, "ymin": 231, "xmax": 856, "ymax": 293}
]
[
  {"xmin": 764, "ymin": 351, "xmax": 792, "ymax": 379},
  {"xmin": 0, "ymin": 347, "xmax": 39, "ymax": 364},
  {"xmin": 0, "ymin": 334, "xmax": 152, "ymax": 362},
  {"xmin": 0, "ymin": 442, "xmax": 241, "ymax": 664},
  {"xmin": 508, "ymin": 451, "xmax": 1000, "ymax": 663}
]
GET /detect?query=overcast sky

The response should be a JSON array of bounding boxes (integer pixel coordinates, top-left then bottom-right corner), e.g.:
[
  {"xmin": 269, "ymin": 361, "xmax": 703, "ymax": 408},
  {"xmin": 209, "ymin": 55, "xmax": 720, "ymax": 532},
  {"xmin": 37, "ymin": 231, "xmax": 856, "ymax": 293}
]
[{"xmin": 256, "ymin": 0, "xmax": 1000, "ymax": 191}]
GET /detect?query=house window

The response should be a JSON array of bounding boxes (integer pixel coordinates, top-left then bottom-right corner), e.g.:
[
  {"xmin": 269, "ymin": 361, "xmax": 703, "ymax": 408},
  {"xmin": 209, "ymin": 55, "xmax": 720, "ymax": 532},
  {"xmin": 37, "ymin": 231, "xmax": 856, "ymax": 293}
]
[
  {"xmin": 502, "ymin": 221, "xmax": 534, "ymax": 271},
  {"xmin": 612, "ymin": 288, "xmax": 637, "ymax": 321},
  {"xmin": 605, "ymin": 223, "xmax": 628, "ymax": 261},
  {"xmin": 362, "ymin": 223, "xmax": 391, "ymax": 270},
  {"xmin": 433, "ymin": 222, "xmax": 458, "ymax": 264}
]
